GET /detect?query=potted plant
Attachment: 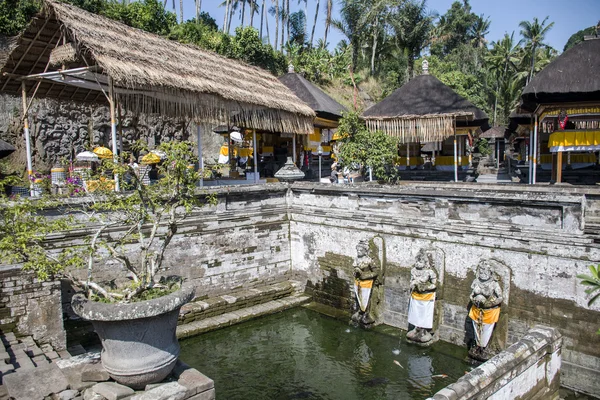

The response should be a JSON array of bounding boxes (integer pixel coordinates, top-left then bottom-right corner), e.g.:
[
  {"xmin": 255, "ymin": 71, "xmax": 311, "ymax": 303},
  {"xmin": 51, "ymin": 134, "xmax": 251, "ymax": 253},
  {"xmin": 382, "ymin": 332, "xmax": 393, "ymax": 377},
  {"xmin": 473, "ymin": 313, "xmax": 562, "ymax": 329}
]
[{"xmin": 0, "ymin": 140, "xmax": 215, "ymax": 389}]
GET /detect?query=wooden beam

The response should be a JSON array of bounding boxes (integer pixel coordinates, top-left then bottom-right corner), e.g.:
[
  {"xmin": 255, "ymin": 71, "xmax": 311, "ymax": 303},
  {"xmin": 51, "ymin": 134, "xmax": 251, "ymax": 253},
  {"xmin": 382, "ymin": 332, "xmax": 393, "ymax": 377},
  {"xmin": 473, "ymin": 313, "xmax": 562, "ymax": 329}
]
[{"xmin": 556, "ymin": 151, "xmax": 563, "ymax": 183}]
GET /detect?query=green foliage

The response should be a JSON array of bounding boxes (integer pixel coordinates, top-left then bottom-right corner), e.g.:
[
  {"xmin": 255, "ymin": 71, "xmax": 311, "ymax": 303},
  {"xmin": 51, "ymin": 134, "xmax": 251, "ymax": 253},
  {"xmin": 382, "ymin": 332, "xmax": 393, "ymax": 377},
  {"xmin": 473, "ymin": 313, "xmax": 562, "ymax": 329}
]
[
  {"xmin": 101, "ymin": 0, "xmax": 177, "ymax": 36},
  {"xmin": 0, "ymin": 141, "xmax": 216, "ymax": 302},
  {"xmin": 474, "ymin": 138, "xmax": 491, "ymax": 156},
  {"xmin": 563, "ymin": 24, "xmax": 597, "ymax": 52},
  {"xmin": 578, "ymin": 264, "xmax": 600, "ymax": 306},
  {"xmin": 336, "ymin": 112, "xmax": 399, "ymax": 182},
  {"xmin": 0, "ymin": 0, "xmax": 39, "ymax": 36},
  {"xmin": 222, "ymin": 27, "xmax": 286, "ymax": 75}
]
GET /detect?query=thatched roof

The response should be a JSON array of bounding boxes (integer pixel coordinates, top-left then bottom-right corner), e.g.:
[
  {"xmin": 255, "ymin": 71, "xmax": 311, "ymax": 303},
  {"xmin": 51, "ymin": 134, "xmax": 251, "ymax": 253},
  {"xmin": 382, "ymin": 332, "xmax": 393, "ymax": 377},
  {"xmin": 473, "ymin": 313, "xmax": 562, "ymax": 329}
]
[
  {"xmin": 0, "ymin": 0, "xmax": 315, "ymax": 134},
  {"xmin": 278, "ymin": 71, "xmax": 346, "ymax": 121},
  {"xmin": 362, "ymin": 74, "xmax": 488, "ymax": 143},
  {"xmin": 0, "ymin": 139, "xmax": 16, "ymax": 159},
  {"xmin": 480, "ymin": 126, "xmax": 506, "ymax": 139},
  {"xmin": 521, "ymin": 38, "xmax": 600, "ymax": 111}
]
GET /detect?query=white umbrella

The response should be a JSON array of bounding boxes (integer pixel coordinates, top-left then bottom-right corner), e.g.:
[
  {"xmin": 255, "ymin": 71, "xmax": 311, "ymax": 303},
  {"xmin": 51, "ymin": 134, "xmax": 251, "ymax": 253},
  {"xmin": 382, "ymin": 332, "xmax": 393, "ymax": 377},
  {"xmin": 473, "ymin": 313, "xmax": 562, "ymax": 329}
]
[{"xmin": 76, "ymin": 151, "xmax": 99, "ymax": 162}]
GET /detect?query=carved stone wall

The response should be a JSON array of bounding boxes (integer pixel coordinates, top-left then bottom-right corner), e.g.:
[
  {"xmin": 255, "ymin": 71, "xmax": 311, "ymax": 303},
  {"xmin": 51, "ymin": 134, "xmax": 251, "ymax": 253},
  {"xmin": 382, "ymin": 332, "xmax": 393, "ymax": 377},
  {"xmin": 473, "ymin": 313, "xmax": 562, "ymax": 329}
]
[
  {"xmin": 288, "ymin": 182, "xmax": 600, "ymax": 397},
  {"xmin": 0, "ymin": 95, "xmax": 222, "ymax": 173}
]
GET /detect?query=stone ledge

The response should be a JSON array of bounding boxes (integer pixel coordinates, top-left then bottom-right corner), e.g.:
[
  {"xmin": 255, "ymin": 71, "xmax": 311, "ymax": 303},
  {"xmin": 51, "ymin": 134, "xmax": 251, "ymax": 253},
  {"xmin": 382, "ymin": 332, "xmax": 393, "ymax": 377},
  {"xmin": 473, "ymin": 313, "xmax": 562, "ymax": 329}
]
[
  {"xmin": 178, "ymin": 281, "xmax": 296, "ymax": 325},
  {"xmin": 428, "ymin": 325, "xmax": 562, "ymax": 400},
  {"xmin": 176, "ymin": 294, "xmax": 311, "ymax": 339}
]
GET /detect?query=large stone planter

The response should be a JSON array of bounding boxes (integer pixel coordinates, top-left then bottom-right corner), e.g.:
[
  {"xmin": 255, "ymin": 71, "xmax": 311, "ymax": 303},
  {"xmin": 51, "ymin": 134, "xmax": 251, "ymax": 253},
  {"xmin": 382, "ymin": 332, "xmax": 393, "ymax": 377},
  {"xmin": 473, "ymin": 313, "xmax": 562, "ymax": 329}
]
[{"xmin": 71, "ymin": 286, "xmax": 195, "ymax": 389}]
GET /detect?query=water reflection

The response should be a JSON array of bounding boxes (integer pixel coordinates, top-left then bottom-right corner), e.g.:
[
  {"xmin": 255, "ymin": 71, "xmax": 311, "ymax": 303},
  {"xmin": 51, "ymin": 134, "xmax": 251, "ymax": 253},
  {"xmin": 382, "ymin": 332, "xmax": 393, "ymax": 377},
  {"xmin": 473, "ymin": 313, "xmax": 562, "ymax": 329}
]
[{"xmin": 179, "ymin": 308, "xmax": 467, "ymax": 400}]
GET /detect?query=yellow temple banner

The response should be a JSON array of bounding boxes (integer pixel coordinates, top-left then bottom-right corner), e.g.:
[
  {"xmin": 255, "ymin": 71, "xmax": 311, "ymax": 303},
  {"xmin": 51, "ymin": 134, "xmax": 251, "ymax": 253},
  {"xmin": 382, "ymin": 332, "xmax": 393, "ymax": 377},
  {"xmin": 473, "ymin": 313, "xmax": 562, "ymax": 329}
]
[
  {"xmin": 540, "ymin": 153, "xmax": 597, "ymax": 164},
  {"xmin": 435, "ymin": 156, "xmax": 469, "ymax": 166},
  {"xmin": 541, "ymin": 107, "xmax": 600, "ymax": 122},
  {"xmin": 548, "ymin": 130, "xmax": 600, "ymax": 152}
]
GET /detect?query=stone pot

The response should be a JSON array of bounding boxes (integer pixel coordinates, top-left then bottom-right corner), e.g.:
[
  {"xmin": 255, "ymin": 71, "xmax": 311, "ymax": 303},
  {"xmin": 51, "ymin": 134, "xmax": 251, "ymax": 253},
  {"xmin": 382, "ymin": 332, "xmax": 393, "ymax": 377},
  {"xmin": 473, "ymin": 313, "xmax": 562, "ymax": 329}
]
[{"xmin": 71, "ymin": 286, "xmax": 195, "ymax": 389}]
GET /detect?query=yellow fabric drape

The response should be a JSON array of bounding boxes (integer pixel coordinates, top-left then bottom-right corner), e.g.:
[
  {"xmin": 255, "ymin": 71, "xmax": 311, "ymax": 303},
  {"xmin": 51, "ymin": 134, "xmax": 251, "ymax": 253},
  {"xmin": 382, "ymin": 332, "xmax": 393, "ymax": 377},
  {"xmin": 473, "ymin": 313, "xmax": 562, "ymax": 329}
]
[
  {"xmin": 469, "ymin": 306, "xmax": 500, "ymax": 324},
  {"xmin": 540, "ymin": 107, "xmax": 600, "ymax": 122},
  {"xmin": 435, "ymin": 156, "xmax": 469, "ymax": 166},
  {"xmin": 549, "ymin": 131, "xmax": 600, "ymax": 148},
  {"xmin": 355, "ymin": 279, "xmax": 374, "ymax": 289},
  {"xmin": 239, "ymin": 148, "xmax": 253, "ymax": 157},
  {"xmin": 411, "ymin": 292, "xmax": 435, "ymax": 301},
  {"xmin": 394, "ymin": 157, "xmax": 425, "ymax": 166},
  {"xmin": 540, "ymin": 153, "xmax": 597, "ymax": 164},
  {"xmin": 219, "ymin": 145, "xmax": 238, "ymax": 157},
  {"xmin": 309, "ymin": 128, "xmax": 321, "ymax": 143}
]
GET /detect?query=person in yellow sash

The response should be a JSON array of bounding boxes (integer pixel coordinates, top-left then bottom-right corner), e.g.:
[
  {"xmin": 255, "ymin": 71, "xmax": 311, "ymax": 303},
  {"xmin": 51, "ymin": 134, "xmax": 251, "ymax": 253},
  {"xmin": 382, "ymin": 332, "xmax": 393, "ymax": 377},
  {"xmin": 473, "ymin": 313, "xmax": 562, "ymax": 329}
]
[
  {"xmin": 407, "ymin": 249, "xmax": 437, "ymax": 344},
  {"xmin": 469, "ymin": 260, "xmax": 503, "ymax": 360},
  {"xmin": 352, "ymin": 239, "xmax": 383, "ymax": 328}
]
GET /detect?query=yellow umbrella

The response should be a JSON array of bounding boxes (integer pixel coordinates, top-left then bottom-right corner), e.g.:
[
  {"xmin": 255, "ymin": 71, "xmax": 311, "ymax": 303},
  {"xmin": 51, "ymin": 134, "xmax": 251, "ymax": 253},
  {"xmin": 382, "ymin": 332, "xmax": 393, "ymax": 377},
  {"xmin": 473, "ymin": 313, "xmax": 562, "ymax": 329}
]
[
  {"xmin": 93, "ymin": 146, "xmax": 113, "ymax": 159},
  {"xmin": 141, "ymin": 152, "xmax": 161, "ymax": 165}
]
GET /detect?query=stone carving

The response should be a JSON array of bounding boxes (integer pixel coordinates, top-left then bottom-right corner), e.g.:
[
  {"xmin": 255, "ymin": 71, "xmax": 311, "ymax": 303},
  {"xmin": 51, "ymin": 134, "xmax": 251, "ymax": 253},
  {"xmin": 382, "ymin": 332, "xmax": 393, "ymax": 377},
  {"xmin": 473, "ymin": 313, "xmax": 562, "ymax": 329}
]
[
  {"xmin": 406, "ymin": 249, "xmax": 437, "ymax": 344},
  {"xmin": 351, "ymin": 238, "xmax": 384, "ymax": 328},
  {"xmin": 468, "ymin": 259, "xmax": 503, "ymax": 361}
]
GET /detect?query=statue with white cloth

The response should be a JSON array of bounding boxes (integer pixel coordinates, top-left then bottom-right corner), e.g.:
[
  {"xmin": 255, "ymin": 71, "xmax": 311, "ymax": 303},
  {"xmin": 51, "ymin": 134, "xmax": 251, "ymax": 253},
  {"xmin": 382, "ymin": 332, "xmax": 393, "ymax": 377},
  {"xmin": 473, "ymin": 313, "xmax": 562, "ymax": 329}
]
[{"xmin": 406, "ymin": 249, "xmax": 437, "ymax": 344}]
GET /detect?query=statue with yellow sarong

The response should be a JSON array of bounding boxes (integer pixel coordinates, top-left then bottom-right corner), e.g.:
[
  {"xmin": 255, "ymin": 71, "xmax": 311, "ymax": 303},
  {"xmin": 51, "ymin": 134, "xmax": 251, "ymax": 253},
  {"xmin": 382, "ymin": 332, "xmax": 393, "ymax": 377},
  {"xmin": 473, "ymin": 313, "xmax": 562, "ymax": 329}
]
[
  {"xmin": 468, "ymin": 260, "xmax": 503, "ymax": 361},
  {"xmin": 406, "ymin": 249, "xmax": 438, "ymax": 345},
  {"xmin": 351, "ymin": 238, "xmax": 384, "ymax": 328}
]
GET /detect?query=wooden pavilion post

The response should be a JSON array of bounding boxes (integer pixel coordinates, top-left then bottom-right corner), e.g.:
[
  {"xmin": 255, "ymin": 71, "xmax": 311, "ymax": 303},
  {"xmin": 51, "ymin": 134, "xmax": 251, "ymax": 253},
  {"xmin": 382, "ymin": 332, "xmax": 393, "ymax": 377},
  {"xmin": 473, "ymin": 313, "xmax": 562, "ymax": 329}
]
[
  {"xmin": 551, "ymin": 153, "xmax": 557, "ymax": 182},
  {"xmin": 532, "ymin": 114, "xmax": 538, "ymax": 184},
  {"xmin": 252, "ymin": 129, "xmax": 258, "ymax": 183},
  {"xmin": 107, "ymin": 77, "xmax": 120, "ymax": 192},
  {"xmin": 406, "ymin": 142, "xmax": 410, "ymax": 168},
  {"xmin": 196, "ymin": 124, "xmax": 204, "ymax": 187},
  {"xmin": 292, "ymin": 133, "xmax": 296, "ymax": 165},
  {"xmin": 21, "ymin": 82, "xmax": 34, "ymax": 196},
  {"xmin": 556, "ymin": 151, "xmax": 563, "ymax": 183},
  {"xmin": 453, "ymin": 120, "xmax": 458, "ymax": 182}
]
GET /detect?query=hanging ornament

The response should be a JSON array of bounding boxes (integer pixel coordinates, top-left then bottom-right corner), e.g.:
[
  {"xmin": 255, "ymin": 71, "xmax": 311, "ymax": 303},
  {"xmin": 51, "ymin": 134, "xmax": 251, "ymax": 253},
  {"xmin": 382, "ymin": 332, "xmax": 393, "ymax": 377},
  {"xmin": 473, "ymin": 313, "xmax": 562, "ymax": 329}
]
[{"xmin": 558, "ymin": 109, "xmax": 569, "ymax": 130}]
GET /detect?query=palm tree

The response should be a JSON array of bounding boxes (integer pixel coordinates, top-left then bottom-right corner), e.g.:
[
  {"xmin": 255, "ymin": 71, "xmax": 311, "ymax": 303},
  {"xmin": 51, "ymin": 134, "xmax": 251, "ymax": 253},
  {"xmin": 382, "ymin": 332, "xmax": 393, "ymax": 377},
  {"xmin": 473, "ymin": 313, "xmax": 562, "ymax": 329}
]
[
  {"xmin": 486, "ymin": 33, "xmax": 519, "ymax": 124},
  {"xmin": 222, "ymin": 0, "xmax": 231, "ymax": 32},
  {"xmin": 323, "ymin": 0, "xmax": 333, "ymax": 48},
  {"xmin": 179, "ymin": 0, "xmax": 184, "ymax": 23},
  {"xmin": 360, "ymin": 0, "xmax": 401, "ymax": 76},
  {"xmin": 519, "ymin": 16, "xmax": 554, "ymax": 83},
  {"xmin": 469, "ymin": 14, "xmax": 490, "ymax": 48},
  {"xmin": 297, "ymin": 0, "xmax": 308, "ymax": 37},
  {"xmin": 248, "ymin": 0, "xmax": 259, "ymax": 28},
  {"xmin": 269, "ymin": 1, "xmax": 279, "ymax": 50},
  {"xmin": 196, "ymin": 0, "xmax": 202, "ymax": 22},
  {"xmin": 392, "ymin": 0, "xmax": 435, "ymax": 79},
  {"xmin": 332, "ymin": 0, "xmax": 365, "ymax": 71},
  {"xmin": 310, "ymin": 0, "xmax": 320, "ymax": 47}
]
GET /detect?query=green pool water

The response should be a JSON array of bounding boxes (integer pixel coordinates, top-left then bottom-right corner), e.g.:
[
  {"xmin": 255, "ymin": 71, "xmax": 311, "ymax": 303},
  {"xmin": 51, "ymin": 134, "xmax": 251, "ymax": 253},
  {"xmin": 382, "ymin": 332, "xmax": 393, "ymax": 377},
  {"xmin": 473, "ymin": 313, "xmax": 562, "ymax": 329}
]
[{"xmin": 179, "ymin": 306, "xmax": 470, "ymax": 400}]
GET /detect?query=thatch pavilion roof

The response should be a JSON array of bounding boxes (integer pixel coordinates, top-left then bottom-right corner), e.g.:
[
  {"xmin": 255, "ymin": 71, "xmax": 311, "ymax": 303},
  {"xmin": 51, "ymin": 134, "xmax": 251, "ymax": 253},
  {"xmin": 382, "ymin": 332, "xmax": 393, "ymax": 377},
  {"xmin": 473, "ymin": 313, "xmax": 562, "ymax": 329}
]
[
  {"xmin": 0, "ymin": 139, "xmax": 16, "ymax": 159},
  {"xmin": 278, "ymin": 70, "xmax": 347, "ymax": 122},
  {"xmin": 362, "ymin": 73, "xmax": 488, "ymax": 143},
  {"xmin": 521, "ymin": 38, "xmax": 600, "ymax": 111},
  {"xmin": 0, "ymin": 0, "xmax": 315, "ymax": 134},
  {"xmin": 480, "ymin": 126, "xmax": 506, "ymax": 139}
]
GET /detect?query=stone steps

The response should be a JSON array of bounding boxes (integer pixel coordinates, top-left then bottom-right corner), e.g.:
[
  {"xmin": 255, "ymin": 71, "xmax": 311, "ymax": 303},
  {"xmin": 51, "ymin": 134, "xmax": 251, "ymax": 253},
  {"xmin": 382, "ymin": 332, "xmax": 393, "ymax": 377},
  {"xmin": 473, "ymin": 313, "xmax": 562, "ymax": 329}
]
[{"xmin": 177, "ymin": 293, "xmax": 311, "ymax": 339}]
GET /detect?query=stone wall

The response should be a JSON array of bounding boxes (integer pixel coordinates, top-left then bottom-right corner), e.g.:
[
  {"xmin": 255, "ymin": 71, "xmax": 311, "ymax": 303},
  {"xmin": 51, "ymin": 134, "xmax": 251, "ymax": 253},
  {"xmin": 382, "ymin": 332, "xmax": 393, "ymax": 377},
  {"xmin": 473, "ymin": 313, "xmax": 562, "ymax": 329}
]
[
  {"xmin": 429, "ymin": 325, "xmax": 562, "ymax": 400},
  {"xmin": 288, "ymin": 182, "xmax": 600, "ymax": 396},
  {"xmin": 0, "ymin": 95, "xmax": 223, "ymax": 173},
  {"xmin": 0, "ymin": 265, "xmax": 65, "ymax": 350}
]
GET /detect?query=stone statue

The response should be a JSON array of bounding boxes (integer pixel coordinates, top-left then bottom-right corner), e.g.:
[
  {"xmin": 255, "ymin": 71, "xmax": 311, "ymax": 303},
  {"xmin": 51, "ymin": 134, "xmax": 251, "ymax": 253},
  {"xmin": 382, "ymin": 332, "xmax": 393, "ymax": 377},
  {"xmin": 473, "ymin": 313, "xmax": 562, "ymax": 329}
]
[
  {"xmin": 351, "ymin": 238, "xmax": 383, "ymax": 328},
  {"xmin": 468, "ymin": 259, "xmax": 503, "ymax": 361},
  {"xmin": 406, "ymin": 249, "xmax": 437, "ymax": 344}
]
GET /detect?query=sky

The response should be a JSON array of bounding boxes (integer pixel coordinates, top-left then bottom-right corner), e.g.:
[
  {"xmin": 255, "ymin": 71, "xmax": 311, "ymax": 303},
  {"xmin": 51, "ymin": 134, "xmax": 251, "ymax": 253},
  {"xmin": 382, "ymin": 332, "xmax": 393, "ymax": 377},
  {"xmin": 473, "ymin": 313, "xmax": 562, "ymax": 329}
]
[{"xmin": 178, "ymin": 0, "xmax": 600, "ymax": 53}]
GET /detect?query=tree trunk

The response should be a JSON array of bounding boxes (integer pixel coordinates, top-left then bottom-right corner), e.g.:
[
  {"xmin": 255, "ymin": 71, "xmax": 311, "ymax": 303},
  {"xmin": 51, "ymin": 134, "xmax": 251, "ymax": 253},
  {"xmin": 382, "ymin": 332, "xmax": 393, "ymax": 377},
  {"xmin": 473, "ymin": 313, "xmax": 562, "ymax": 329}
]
[
  {"xmin": 274, "ymin": 0, "xmax": 279, "ymax": 51},
  {"xmin": 179, "ymin": 0, "xmax": 184, "ymax": 23},
  {"xmin": 250, "ymin": 1, "xmax": 255, "ymax": 27},
  {"xmin": 196, "ymin": 0, "xmax": 201, "ymax": 22},
  {"xmin": 224, "ymin": 0, "xmax": 230, "ymax": 32},
  {"xmin": 260, "ymin": 0, "xmax": 264, "ymax": 36},
  {"xmin": 310, "ymin": 0, "xmax": 320, "ymax": 47},
  {"xmin": 323, "ymin": 0, "xmax": 331, "ymax": 47},
  {"xmin": 286, "ymin": 0, "xmax": 290, "ymax": 46},
  {"xmin": 228, "ymin": 2, "xmax": 235, "ymax": 34},
  {"xmin": 304, "ymin": 0, "xmax": 308, "ymax": 37},
  {"xmin": 242, "ymin": 0, "xmax": 246, "ymax": 27},
  {"xmin": 280, "ymin": 0, "xmax": 285, "ymax": 51},
  {"xmin": 370, "ymin": 21, "xmax": 378, "ymax": 76},
  {"xmin": 265, "ymin": 1, "xmax": 270, "ymax": 44},
  {"xmin": 529, "ymin": 44, "xmax": 536, "ymax": 83}
]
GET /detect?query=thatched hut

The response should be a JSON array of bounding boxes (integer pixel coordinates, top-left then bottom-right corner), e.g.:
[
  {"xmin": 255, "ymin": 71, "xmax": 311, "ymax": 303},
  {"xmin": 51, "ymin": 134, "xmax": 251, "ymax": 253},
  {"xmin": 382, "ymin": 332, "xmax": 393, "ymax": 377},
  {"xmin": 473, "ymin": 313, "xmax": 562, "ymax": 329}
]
[
  {"xmin": 0, "ymin": 0, "xmax": 315, "ymax": 189},
  {"xmin": 362, "ymin": 61, "xmax": 488, "ymax": 179},
  {"xmin": 278, "ymin": 65, "xmax": 347, "ymax": 171},
  {"xmin": 521, "ymin": 37, "xmax": 600, "ymax": 183}
]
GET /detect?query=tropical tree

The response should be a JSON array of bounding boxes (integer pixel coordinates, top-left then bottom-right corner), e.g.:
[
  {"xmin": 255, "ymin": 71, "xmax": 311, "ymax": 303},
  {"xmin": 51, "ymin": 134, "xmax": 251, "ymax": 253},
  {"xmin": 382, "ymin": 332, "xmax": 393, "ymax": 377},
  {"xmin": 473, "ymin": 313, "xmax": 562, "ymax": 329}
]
[
  {"xmin": 269, "ymin": 0, "xmax": 279, "ymax": 50},
  {"xmin": 323, "ymin": 0, "xmax": 333, "ymax": 47},
  {"xmin": 392, "ymin": 0, "xmax": 435, "ymax": 79},
  {"xmin": 360, "ymin": 0, "xmax": 401, "ymax": 76},
  {"xmin": 486, "ymin": 32, "xmax": 519, "ymax": 124},
  {"xmin": 310, "ymin": 0, "xmax": 320, "ymax": 47},
  {"xmin": 469, "ymin": 14, "xmax": 490, "ymax": 48},
  {"xmin": 332, "ymin": 0, "xmax": 365, "ymax": 72},
  {"xmin": 519, "ymin": 16, "xmax": 555, "ymax": 83}
]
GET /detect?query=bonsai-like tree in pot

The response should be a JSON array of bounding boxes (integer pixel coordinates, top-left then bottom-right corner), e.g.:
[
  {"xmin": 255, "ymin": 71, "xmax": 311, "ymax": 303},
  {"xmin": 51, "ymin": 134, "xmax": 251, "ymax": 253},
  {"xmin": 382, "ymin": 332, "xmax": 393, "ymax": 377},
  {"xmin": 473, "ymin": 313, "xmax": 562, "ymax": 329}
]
[{"xmin": 0, "ymin": 140, "xmax": 215, "ymax": 389}]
